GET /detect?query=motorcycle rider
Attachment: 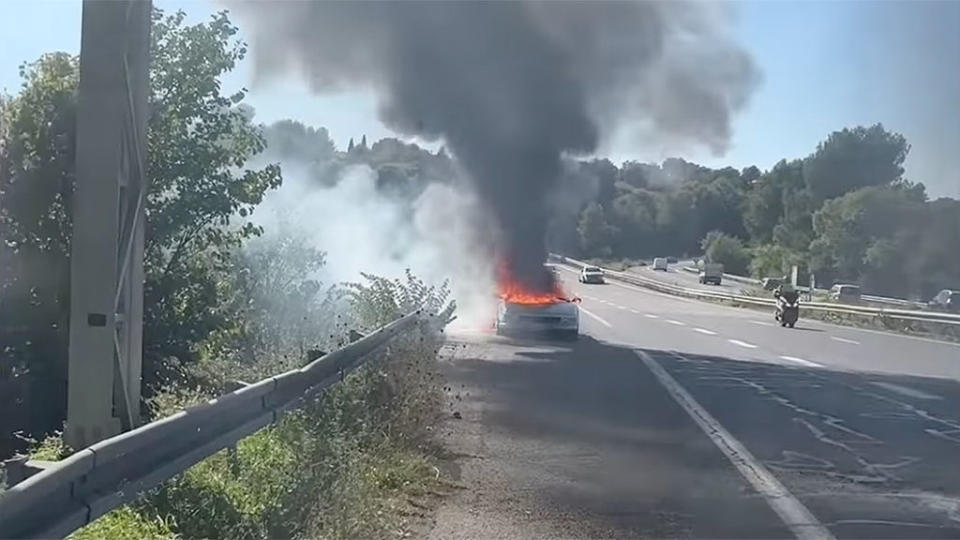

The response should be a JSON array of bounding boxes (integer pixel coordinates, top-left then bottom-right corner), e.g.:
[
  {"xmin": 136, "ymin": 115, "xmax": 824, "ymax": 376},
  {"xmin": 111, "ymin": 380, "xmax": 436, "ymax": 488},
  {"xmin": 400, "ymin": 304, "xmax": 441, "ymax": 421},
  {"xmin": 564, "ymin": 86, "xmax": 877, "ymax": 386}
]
[{"xmin": 774, "ymin": 282, "xmax": 800, "ymax": 320}]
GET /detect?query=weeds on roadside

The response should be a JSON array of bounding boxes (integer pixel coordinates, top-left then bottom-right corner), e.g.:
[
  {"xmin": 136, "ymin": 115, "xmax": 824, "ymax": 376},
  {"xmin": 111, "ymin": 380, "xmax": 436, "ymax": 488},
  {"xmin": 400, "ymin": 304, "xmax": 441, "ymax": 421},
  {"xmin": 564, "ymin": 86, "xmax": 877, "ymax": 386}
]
[{"xmin": 62, "ymin": 319, "xmax": 447, "ymax": 540}]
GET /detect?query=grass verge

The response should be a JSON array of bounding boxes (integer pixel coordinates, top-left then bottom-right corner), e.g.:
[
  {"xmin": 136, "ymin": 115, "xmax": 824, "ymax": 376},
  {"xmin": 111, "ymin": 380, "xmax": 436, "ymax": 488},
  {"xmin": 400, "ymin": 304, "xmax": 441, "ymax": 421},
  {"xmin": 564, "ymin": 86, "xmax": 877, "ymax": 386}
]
[{"xmin": 43, "ymin": 324, "xmax": 450, "ymax": 540}]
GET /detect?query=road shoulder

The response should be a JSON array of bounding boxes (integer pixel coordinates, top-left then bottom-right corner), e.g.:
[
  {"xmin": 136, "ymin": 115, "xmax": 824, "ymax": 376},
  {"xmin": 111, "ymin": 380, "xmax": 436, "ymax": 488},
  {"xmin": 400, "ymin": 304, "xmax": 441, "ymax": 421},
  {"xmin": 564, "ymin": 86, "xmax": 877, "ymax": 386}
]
[{"xmin": 420, "ymin": 334, "xmax": 792, "ymax": 539}]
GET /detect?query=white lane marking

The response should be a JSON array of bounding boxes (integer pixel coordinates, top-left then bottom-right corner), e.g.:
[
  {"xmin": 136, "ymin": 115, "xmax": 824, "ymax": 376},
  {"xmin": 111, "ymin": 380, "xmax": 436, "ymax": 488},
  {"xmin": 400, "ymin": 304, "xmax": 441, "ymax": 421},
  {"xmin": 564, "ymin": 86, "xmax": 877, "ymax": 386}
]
[
  {"xmin": 822, "ymin": 322, "xmax": 960, "ymax": 348},
  {"xmin": 602, "ymin": 274, "xmax": 705, "ymax": 306},
  {"xmin": 779, "ymin": 356, "xmax": 824, "ymax": 368},
  {"xmin": 693, "ymin": 328, "xmax": 717, "ymax": 335},
  {"xmin": 578, "ymin": 306, "xmax": 612, "ymax": 328},
  {"xmin": 831, "ymin": 336, "xmax": 860, "ymax": 345},
  {"xmin": 628, "ymin": 309, "xmax": 640, "ymax": 314},
  {"xmin": 666, "ymin": 319, "xmax": 686, "ymax": 326},
  {"xmin": 871, "ymin": 382, "xmax": 942, "ymax": 401},
  {"xmin": 615, "ymin": 305, "xmax": 627, "ymax": 310},
  {"xmin": 728, "ymin": 339, "xmax": 758, "ymax": 349},
  {"xmin": 560, "ymin": 261, "xmax": 960, "ymax": 349},
  {"xmin": 644, "ymin": 314, "xmax": 660, "ymax": 319},
  {"xmin": 749, "ymin": 320, "xmax": 775, "ymax": 327},
  {"xmin": 637, "ymin": 351, "xmax": 833, "ymax": 540}
]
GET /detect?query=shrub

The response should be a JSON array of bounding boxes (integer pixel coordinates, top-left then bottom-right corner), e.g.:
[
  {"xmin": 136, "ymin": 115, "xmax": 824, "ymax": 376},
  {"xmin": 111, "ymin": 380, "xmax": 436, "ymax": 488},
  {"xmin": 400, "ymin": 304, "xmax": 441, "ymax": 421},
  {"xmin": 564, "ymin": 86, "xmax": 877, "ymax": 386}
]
[{"xmin": 701, "ymin": 230, "xmax": 750, "ymax": 275}]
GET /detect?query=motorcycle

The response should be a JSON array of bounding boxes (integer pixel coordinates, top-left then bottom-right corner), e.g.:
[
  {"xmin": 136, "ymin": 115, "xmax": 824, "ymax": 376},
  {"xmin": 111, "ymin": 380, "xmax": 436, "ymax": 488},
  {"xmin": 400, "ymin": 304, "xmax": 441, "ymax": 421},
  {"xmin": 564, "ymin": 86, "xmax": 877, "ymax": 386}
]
[{"xmin": 774, "ymin": 292, "xmax": 799, "ymax": 328}]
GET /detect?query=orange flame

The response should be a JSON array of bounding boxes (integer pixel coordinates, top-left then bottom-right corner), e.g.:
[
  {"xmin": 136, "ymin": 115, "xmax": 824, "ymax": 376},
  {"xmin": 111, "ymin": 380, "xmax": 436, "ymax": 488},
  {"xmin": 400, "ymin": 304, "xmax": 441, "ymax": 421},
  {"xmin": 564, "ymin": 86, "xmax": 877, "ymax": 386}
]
[{"xmin": 496, "ymin": 262, "xmax": 571, "ymax": 305}]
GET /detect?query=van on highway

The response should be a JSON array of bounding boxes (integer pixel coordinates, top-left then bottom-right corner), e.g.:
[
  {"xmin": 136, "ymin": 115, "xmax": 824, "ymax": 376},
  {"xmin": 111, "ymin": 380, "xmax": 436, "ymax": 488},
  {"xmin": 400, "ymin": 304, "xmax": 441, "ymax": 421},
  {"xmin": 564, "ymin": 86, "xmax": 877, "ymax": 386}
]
[
  {"xmin": 699, "ymin": 263, "xmax": 723, "ymax": 285},
  {"xmin": 652, "ymin": 257, "xmax": 668, "ymax": 271},
  {"xmin": 829, "ymin": 284, "xmax": 861, "ymax": 303}
]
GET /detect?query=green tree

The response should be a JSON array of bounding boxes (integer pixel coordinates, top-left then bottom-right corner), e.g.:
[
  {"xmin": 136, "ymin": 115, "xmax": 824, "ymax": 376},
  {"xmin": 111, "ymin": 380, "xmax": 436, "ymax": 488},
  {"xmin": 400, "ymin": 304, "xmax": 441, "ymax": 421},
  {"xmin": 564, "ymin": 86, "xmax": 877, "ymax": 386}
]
[
  {"xmin": 809, "ymin": 184, "xmax": 925, "ymax": 292},
  {"xmin": 741, "ymin": 165, "xmax": 761, "ymax": 184},
  {"xmin": 577, "ymin": 202, "xmax": 616, "ymax": 257},
  {"xmin": 0, "ymin": 9, "xmax": 281, "ymax": 440},
  {"xmin": 743, "ymin": 160, "xmax": 803, "ymax": 243},
  {"xmin": 749, "ymin": 243, "xmax": 804, "ymax": 280},
  {"xmin": 262, "ymin": 119, "xmax": 336, "ymax": 162},
  {"xmin": 684, "ymin": 174, "xmax": 748, "ymax": 241},
  {"xmin": 908, "ymin": 198, "xmax": 960, "ymax": 299},
  {"xmin": 701, "ymin": 230, "xmax": 750, "ymax": 275},
  {"xmin": 211, "ymin": 228, "xmax": 330, "ymax": 366},
  {"xmin": 609, "ymin": 190, "xmax": 657, "ymax": 256},
  {"xmin": 0, "ymin": 53, "xmax": 80, "ymax": 439},
  {"xmin": 143, "ymin": 9, "xmax": 282, "ymax": 385},
  {"xmin": 803, "ymin": 124, "xmax": 909, "ymax": 201}
]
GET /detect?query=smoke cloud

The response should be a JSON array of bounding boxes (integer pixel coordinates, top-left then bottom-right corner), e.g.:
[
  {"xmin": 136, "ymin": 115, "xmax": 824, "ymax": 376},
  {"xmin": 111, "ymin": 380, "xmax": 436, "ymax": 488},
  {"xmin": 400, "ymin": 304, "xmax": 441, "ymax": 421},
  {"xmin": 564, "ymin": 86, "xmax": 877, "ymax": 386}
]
[
  {"xmin": 231, "ymin": 1, "xmax": 757, "ymax": 291},
  {"xmin": 250, "ymin": 161, "xmax": 496, "ymax": 328}
]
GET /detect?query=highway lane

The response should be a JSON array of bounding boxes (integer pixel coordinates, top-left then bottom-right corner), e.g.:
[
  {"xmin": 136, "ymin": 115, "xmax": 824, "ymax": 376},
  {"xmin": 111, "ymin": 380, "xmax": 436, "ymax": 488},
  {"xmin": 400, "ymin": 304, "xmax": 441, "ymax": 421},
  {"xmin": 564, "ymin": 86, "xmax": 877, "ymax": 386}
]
[
  {"xmin": 565, "ymin": 266, "xmax": 960, "ymax": 537},
  {"xmin": 558, "ymin": 265, "xmax": 960, "ymax": 380},
  {"xmin": 426, "ymin": 267, "xmax": 960, "ymax": 539},
  {"xmin": 628, "ymin": 260, "xmax": 751, "ymax": 294},
  {"xmin": 429, "ymin": 335, "xmax": 793, "ymax": 539}
]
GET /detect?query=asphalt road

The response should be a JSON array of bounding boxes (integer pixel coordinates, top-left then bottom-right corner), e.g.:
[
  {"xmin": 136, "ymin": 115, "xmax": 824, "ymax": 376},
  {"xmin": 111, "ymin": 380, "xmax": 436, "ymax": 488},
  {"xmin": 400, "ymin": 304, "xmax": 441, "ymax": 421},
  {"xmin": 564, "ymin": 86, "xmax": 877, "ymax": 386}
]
[
  {"xmin": 425, "ymin": 265, "xmax": 960, "ymax": 539},
  {"xmin": 629, "ymin": 260, "xmax": 752, "ymax": 294}
]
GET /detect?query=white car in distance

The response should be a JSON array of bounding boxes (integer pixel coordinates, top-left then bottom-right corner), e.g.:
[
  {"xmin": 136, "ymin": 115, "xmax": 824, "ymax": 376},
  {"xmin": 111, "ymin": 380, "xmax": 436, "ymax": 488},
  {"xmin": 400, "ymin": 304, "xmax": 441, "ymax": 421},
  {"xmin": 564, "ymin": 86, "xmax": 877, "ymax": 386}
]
[{"xmin": 580, "ymin": 266, "xmax": 605, "ymax": 284}]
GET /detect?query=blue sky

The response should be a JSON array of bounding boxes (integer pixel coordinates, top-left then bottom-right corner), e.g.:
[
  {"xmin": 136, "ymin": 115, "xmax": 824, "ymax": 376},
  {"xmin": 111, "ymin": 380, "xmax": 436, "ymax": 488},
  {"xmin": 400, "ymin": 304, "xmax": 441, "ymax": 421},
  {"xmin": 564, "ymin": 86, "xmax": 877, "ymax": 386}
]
[{"xmin": 1, "ymin": 0, "xmax": 957, "ymax": 197}]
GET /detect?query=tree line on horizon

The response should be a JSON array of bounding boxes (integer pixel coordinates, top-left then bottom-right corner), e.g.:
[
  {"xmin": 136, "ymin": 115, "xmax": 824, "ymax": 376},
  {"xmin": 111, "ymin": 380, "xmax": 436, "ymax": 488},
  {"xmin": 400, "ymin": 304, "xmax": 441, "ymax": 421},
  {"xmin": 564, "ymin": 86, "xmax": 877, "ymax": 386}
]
[{"xmin": 263, "ymin": 118, "xmax": 959, "ymax": 302}]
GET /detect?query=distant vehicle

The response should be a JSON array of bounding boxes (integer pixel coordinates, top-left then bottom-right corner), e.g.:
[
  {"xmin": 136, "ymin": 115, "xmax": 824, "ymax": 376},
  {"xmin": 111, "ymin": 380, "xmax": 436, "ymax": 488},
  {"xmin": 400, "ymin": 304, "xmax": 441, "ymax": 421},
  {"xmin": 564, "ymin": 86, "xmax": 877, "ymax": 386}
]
[
  {"xmin": 829, "ymin": 284, "xmax": 862, "ymax": 303},
  {"xmin": 495, "ymin": 299, "xmax": 579, "ymax": 339},
  {"xmin": 699, "ymin": 263, "xmax": 723, "ymax": 285},
  {"xmin": 928, "ymin": 289, "xmax": 959, "ymax": 312},
  {"xmin": 652, "ymin": 257, "xmax": 669, "ymax": 271},
  {"xmin": 762, "ymin": 277, "xmax": 783, "ymax": 291},
  {"xmin": 667, "ymin": 256, "xmax": 678, "ymax": 264},
  {"xmin": 774, "ymin": 288, "xmax": 800, "ymax": 328},
  {"xmin": 579, "ymin": 266, "xmax": 605, "ymax": 284}
]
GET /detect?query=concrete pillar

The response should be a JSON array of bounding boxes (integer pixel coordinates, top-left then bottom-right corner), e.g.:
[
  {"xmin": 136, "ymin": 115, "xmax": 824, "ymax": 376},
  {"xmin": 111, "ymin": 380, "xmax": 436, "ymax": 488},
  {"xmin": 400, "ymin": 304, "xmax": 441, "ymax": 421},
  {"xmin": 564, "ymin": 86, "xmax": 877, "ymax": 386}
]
[{"xmin": 65, "ymin": 0, "xmax": 151, "ymax": 449}]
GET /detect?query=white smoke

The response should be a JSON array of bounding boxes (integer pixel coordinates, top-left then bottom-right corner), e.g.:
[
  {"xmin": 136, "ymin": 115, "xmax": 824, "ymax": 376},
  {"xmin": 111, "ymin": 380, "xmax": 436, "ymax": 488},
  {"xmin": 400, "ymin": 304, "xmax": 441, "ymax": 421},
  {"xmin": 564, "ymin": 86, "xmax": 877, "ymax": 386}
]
[{"xmin": 250, "ymin": 161, "xmax": 496, "ymax": 329}]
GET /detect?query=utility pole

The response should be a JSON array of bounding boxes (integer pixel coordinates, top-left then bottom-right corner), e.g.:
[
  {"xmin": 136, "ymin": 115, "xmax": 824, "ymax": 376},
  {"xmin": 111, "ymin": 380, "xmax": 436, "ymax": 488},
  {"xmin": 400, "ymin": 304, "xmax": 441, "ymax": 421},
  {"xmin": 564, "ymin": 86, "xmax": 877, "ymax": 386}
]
[{"xmin": 65, "ymin": 0, "xmax": 151, "ymax": 449}]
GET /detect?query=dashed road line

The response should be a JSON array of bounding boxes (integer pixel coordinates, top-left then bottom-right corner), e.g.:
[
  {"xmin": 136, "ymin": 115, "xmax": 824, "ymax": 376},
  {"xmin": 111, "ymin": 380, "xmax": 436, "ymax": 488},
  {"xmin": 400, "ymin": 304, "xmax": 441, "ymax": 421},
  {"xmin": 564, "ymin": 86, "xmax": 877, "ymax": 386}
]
[
  {"xmin": 831, "ymin": 336, "xmax": 860, "ymax": 345},
  {"xmin": 871, "ymin": 382, "xmax": 942, "ymax": 401},
  {"xmin": 628, "ymin": 309, "xmax": 640, "ymax": 314},
  {"xmin": 644, "ymin": 314, "xmax": 660, "ymax": 319},
  {"xmin": 578, "ymin": 306, "xmax": 612, "ymax": 328},
  {"xmin": 666, "ymin": 319, "xmax": 686, "ymax": 326},
  {"xmin": 615, "ymin": 305, "xmax": 627, "ymax": 310},
  {"xmin": 693, "ymin": 328, "xmax": 717, "ymax": 335},
  {"xmin": 749, "ymin": 320, "xmax": 775, "ymax": 327},
  {"xmin": 779, "ymin": 356, "xmax": 824, "ymax": 368},
  {"xmin": 728, "ymin": 339, "xmax": 758, "ymax": 349},
  {"xmin": 636, "ymin": 350, "xmax": 834, "ymax": 540}
]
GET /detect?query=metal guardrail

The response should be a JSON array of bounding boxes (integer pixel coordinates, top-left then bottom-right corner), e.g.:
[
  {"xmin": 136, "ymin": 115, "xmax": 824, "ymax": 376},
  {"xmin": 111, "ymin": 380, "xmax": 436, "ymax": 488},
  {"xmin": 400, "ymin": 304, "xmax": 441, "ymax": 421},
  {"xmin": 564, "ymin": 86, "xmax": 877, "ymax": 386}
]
[
  {"xmin": 677, "ymin": 265, "xmax": 926, "ymax": 308},
  {"xmin": 0, "ymin": 312, "xmax": 432, "ymax": 539},
  {"xmin": 552, "ymin": 255, "xmax": 960, "ymax": 327}
]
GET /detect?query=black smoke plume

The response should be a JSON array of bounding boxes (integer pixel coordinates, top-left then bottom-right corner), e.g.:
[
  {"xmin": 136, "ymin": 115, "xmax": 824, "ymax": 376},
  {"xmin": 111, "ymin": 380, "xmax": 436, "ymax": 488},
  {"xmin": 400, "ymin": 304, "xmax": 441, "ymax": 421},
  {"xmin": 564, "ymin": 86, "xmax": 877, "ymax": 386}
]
[{"xmin": 230, "ymin": 1, "xmax": 757, "ymax": 292}]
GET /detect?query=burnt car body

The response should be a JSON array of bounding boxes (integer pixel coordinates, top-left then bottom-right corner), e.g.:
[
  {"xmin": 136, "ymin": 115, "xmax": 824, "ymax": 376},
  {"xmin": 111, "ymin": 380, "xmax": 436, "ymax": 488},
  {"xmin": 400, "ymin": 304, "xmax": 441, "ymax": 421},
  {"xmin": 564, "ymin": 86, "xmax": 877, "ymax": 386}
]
[{"xmin": 495, "ymin": 299, "xmax": 579, "ymax": 339}]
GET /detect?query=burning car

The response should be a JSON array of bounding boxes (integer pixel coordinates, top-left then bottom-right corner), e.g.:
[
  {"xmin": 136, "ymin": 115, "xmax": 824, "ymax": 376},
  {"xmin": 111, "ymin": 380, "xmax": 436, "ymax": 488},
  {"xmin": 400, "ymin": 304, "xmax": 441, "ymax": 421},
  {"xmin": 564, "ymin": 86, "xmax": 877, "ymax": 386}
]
[
  {"xmin": 495, "ymin": 299, "xmax": 579, "ymax": 339},
  {"xmin": 494, "ymin": 265, "xmax": 580, "ymax": 339}
]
